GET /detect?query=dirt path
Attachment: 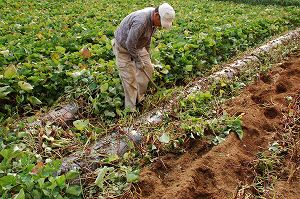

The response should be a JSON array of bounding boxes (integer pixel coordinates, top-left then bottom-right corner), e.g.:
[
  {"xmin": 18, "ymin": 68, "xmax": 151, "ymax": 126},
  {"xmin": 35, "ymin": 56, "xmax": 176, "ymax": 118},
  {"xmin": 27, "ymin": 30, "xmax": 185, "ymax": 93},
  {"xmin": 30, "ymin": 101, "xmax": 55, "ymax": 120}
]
[{"xmin": 135, "ymin": 51, "xmax": 300, "ymax": 199}]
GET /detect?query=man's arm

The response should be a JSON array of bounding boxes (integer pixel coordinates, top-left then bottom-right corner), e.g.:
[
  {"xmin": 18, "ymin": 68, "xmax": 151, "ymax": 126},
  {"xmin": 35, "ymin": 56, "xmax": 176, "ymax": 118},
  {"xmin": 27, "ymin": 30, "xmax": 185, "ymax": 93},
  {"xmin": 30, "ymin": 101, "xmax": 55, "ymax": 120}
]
[
  {"xmin": 146, "ymin": 27, "xmax": 156, "ymax": 55},
  {"xmin": 145, "ymin": 42, "xmax": 150, "ymax": 54},
  {"xmin": 125, "ymin": 20, "xmax": 145, "ymax": 65}
]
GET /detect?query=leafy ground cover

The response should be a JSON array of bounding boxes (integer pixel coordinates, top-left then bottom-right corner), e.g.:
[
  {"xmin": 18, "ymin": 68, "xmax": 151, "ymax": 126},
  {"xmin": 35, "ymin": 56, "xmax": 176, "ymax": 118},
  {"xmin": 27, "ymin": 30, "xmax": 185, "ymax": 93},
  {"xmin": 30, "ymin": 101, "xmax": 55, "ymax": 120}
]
[
  {"xmin": 1, "ymin": 0, "xmax": 300, "ymax": 198},
  {"xmin": 1, "ymin": 0, "xmax": 300, "ymax": 120}
]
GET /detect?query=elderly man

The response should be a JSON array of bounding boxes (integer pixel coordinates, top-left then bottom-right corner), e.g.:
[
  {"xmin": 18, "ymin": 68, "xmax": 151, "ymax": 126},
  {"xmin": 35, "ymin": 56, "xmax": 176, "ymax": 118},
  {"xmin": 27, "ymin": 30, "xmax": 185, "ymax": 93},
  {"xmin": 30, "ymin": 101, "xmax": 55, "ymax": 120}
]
[{"xmin": 112, "ymin": 3, "xmax": 175, "ymax": 111}]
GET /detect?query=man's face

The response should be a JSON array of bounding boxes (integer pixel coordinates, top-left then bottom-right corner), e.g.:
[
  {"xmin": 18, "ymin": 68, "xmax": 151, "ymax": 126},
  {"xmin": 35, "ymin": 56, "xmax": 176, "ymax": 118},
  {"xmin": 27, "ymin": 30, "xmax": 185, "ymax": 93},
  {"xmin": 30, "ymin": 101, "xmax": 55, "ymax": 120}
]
[{"xmin": 153, "ymin": 12, "xmax": 161, "ymax": 27}]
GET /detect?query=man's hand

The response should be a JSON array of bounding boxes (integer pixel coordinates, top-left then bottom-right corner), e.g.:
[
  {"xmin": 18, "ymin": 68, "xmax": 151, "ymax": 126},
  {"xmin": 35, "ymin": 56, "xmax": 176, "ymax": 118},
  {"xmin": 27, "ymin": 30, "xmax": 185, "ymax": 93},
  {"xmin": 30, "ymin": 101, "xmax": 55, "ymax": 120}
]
[{"xmin": 135, "ymin": 61, "xmax": 145, "ymax": 70}]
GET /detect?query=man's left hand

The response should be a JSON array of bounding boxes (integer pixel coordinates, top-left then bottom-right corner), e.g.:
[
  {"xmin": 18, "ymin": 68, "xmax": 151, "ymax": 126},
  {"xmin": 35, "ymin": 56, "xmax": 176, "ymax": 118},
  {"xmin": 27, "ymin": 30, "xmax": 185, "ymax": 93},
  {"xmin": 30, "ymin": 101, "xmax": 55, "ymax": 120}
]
[{"xmin": 136, "ymin": 61, "xmax": 145, "ymax": 70}]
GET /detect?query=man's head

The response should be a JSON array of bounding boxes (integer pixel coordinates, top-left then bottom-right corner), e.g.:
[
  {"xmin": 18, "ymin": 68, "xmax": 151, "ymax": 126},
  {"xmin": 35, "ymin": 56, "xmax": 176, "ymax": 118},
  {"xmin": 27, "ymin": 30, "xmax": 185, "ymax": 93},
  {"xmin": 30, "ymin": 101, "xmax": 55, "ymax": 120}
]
[{"xmin": 152, "ymin": 3, "xmax": 175, "ymax": 29}]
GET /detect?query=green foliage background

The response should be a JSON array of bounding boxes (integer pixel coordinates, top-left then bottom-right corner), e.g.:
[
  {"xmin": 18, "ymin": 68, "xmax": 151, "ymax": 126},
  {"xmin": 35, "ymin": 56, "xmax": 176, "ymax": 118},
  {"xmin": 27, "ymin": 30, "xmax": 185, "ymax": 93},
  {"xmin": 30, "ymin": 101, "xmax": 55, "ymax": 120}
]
[{"xmin": 1, "ymin": 0, "xmax": 300, "ymax": 120}]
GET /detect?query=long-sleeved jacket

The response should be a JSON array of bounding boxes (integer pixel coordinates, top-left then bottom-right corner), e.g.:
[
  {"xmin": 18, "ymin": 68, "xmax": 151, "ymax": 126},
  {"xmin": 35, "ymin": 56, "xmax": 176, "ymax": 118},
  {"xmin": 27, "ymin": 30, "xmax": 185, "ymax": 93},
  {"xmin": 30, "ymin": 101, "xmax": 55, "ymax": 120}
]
[{"xmin": 114, "ymin": 7, "xmax": 156, "ymax": 64}]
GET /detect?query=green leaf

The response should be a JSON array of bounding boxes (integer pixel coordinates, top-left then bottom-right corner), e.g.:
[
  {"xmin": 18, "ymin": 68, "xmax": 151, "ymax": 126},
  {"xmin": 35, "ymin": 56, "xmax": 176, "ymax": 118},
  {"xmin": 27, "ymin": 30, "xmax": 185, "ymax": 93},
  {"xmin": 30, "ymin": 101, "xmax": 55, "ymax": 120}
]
[
  {"xmin": 42, "ymin": 160, "xmax": 62, "ymax": 176},
  {"xmin": 32, "ymin": 190, "xmax": 42, "ymax": 199},
  {"xmin": 161, "ymin": 68, "xmax": 169, "ymax": 74},
  {"xmin": 38, "ymin": 178, "xmax": 45, "ymax": 189},
  {"xmin": 116, "ymin": 108, "xmax": 123, "ymax": 117},
  {"xmin": 223, "ymin": 129, "xmax": 231, "ymax": 136},
  {"xmin": 151, "ymin": 144, "xmax": 157, "ymax": 150},
  {"xmin": 28, "ymin": 96, "xmax": 42, "ymax": 105},
  {"xmin": 66, "ymin": 185, "xmax": 82, "ymax": 196},
  {"xmin": 100, "ymin": 83, "xmax": 109, "ymax": 93},
  {"xmin": 13, "ymin": 188, "xmax": 25, "ymax": 199},
  {"xmin": 0, "ymin": 91, "xmax": 11, "ymax": 99},
  {"xmin": 0, "ymin": 49, "xmax": 10, "ymax": 57},
  {"xmin": 185, "ymin": 65, "xmax": 193, "ymax": 72},
  {"xmin": 104, "ymin": 154, "xmax": 119, "ymax": 163},
  {"xmin": 0, "ymin": 148, "xmax": 15, "ymax": 161},
  {"xmin": 73, "ymin": 119, "xmax": 89, "ymax": 131},
  {"xmin": 159, "ymin": 133, "xmax": 170, "ymax": 144},
  {"xmin": 18, "ymin": 81, "xmax": 33, "ymax": 91},
  {"xmin": 56, "ymin": 194, "xmax": 64, "ymax": 199},
  {"xmin": 206, "ymin": 37, "xmax": 216, "ymax": 47},
  {"xmin": 214, "ymin": 135, "xmax": 226, "ymax": 145},
  {"xmin": 4, "ymin": 65, "xmax": 17, "ymax": 79},
  {"xmin": 126, "ymin": 172, "xmax": 139, "ymax": 183},
  {"xmin": 104, "ymin": 110, "xmax": 116, "ymax": 117},
  {"xmin": 236, "ymin": 129, "xmax": 243, "ymax": 140},
  {"xmin": 56, "ymin": 46, "xmax": 66, "ymax": 54},
  {"xmin": 56, "ymin": 175, "xmax": 66, "ymax": 187},
  {"xmin": 0, "ymin": 86, "xmax": 11, "ymax": 99},
  {"xmin": 0, "ymin": 175, "xmax": 16, "ymax": 189},
  {"xmin": 269, "ymin": 142, "xmax": 280, "ymax": 153},
  {"xmin": 95, "ymin": 166, "xmax": 109, "ymax": 189},
  {"xmin": 65, "ymin": 170, "xmax": 80, "ymax": 180},
  {"xmin": 48, "ymin": 181, "xmax": 57, "ymax": 190},
  {"xmin": 42, "ymin": 189, "xmax": 51, "ymax": 197}
]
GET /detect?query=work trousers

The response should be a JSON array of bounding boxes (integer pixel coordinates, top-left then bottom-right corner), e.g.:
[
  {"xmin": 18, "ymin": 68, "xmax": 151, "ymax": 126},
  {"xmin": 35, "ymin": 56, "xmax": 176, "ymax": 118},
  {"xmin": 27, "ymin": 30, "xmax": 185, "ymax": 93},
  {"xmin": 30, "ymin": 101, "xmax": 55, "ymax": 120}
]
[{"xmin": 112, "ymin": 39, "xmax": 154, "ymax": 111}]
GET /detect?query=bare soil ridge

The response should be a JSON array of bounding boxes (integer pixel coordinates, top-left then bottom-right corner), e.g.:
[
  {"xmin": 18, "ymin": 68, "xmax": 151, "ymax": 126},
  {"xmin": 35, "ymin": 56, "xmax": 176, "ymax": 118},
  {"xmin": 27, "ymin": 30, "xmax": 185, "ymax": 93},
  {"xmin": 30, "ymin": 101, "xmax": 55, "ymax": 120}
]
[{"xmin": 136, "ymin": 51, "xmax": 300, "ymax": 199}]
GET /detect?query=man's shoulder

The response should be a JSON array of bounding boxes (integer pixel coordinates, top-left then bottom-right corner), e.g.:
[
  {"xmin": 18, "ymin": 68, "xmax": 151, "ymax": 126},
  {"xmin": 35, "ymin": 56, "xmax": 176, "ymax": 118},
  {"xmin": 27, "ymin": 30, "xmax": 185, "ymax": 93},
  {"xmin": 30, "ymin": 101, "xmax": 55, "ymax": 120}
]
[
  {"xmin": 117, "ymin": 6, "xmax": 154, "ymax": 31},
  {"xmin": 138, "ymin": 7, "xmax": 155, "ymax": 13},
  {"xmin": 130, "ymin": 7, "xmax": 154, "ymax": 19}
]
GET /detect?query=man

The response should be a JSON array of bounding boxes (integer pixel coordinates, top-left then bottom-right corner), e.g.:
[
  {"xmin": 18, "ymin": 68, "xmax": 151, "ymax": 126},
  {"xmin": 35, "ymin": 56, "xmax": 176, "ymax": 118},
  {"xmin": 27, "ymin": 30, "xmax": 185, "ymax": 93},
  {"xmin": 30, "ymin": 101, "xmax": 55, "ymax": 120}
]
[{"xmin": 112, "ymin": 3, "xmax": 175, "ymax": 111}]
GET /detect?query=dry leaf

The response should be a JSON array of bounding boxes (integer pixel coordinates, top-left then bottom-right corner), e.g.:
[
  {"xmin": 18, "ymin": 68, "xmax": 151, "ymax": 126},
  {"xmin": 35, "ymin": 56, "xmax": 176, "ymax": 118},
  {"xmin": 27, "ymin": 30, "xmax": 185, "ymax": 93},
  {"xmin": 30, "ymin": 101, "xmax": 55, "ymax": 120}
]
[{"xmin": 80, "ymin": 47, "xmax": 91, "ymax": 59}]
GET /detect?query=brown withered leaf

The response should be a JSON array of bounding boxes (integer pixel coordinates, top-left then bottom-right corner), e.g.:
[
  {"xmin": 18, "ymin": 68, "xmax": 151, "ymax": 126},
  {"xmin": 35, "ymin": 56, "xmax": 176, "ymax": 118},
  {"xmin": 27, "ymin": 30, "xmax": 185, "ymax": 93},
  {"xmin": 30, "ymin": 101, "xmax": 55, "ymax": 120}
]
[{"xmin": 80, "ymin": 47, "xmax": 91, "ymax": 59}]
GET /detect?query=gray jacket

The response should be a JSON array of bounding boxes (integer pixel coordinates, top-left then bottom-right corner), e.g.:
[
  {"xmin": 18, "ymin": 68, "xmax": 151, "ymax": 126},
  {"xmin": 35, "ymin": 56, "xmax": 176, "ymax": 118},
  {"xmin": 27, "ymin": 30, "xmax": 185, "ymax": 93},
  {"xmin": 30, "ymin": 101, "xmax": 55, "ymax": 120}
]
[{"xmin": 114, "ymin": 7, "xmax": 156, "ymax": 64}]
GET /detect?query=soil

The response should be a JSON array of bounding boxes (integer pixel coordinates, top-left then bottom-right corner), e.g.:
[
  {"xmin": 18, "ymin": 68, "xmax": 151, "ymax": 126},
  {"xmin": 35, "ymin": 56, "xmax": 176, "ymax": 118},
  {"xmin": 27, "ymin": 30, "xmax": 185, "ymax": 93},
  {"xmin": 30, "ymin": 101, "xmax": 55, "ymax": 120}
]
[{"xmin": 134, "ymin": 51, "xmax": 300, "ymax": 199}]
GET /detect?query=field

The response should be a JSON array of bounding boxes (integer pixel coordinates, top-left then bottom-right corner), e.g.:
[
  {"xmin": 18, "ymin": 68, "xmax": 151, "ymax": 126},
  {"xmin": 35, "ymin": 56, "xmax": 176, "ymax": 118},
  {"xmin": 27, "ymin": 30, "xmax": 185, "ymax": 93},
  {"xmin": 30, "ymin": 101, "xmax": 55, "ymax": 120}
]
[
  {"xmin": 0, "ymin": 0, "xmax": 300, "ymax": 198},
  {"xmin": 136, "ymin": 51, "xmax": 300, "ymax": 199}
]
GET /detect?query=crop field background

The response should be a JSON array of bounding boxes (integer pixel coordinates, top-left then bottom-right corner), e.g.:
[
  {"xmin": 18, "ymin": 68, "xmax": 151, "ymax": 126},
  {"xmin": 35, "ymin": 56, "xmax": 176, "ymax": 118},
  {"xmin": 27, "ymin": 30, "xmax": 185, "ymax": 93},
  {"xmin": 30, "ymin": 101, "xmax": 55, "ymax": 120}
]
[
  {"xmin": 0, "ymin": 0, "xmax": 300, "ymax": 198},
  {"xmin": 1, "ymin": 0, "xmax": 300, "ymax": 120}
]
